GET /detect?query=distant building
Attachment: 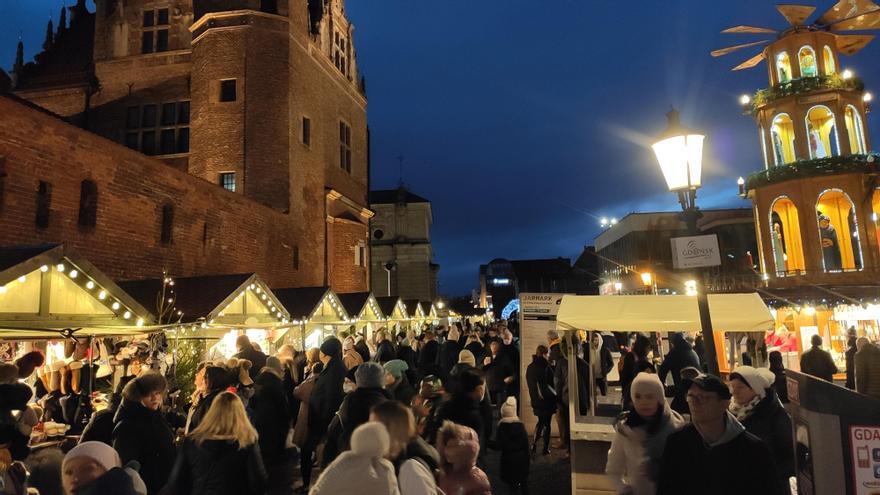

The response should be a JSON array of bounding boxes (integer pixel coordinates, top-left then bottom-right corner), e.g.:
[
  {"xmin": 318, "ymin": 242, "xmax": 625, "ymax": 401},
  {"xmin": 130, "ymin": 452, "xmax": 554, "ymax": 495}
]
[
  {"xmin": 594, "ymin": 208, "xmax": 758, "ymax": 294},
  {"xmin": 369, "ymin": 187, "xmax": 438, "ymax": 301},
  {"xmin": 479, "ymin": 254, "xmax": 599, "ymax": 316},
  {"xmin": 3, "ymin": 0, "xmax": 371, "ymax": 292}
]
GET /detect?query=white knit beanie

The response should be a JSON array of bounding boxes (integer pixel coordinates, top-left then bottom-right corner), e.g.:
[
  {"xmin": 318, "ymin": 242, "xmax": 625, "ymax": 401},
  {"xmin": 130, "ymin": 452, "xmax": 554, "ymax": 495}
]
[
  {"xmin": 500, "ymin": 396, "xmax": 518, "ymax": 419},
  {"xmin": 63, "ymin": 441, "xmax": 121, "ymax": 471},
  {"xmin": 351, "ymin": 422, "xmax": 390, "ymax": 458},
  {"xmin": 630, "ymin": 372, "xmax": 665, "ymax": 403},
  {"xmin": 458, "ymin": 350, "xmax": 476, "ymax": 367},
  {"xmin": 730, "ymin": 366, "xmax": 775, "ymax": 399}
]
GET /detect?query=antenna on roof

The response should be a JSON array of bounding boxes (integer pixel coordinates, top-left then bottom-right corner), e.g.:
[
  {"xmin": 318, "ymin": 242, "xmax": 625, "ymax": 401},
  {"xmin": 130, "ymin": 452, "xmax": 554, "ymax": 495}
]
[{"xmin": 396, "ymin": 155, "xmax": 404, "ymax": 187}]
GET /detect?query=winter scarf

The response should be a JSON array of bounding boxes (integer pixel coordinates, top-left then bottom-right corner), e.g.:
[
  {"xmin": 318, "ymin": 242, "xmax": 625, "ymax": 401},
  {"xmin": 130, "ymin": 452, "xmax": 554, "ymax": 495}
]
[{"xmin": 729, "ymin": 395, "xmax": 762, "ymax": 422}]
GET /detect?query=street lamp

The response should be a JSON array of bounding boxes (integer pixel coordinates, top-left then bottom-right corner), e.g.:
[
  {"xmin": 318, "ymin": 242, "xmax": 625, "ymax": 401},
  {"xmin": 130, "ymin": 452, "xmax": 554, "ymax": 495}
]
[{"xmin": 651, "ymin": 108, "xmax": 720, "ymax": 375}]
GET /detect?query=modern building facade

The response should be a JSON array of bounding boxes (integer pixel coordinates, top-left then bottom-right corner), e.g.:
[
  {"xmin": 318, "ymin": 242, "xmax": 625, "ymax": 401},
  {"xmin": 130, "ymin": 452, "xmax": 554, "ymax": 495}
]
[
  {"xmin": 369, "ymin": 187, "xmax": 438, "ymax": 302},
  {"xmin": 4, "ymin": 0, "xmax": 371, "ymax": 292}
]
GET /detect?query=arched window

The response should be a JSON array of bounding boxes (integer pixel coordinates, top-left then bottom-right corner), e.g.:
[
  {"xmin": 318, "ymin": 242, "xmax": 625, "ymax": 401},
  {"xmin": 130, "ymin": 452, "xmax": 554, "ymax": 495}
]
[
  {"xmin": 760, "ymin": 126, "xmax": 769, "ymax": 169},
  {"xmin": 805, "ymin": 105, "xmax": 840, "ymax": 159},
  {"xmin": 798, "ymin": 46, "xmax": 818, "ymax": 78},
  {"xmin": 769, "ymin": 197, "xmax": 805, "ymax": 276},
  {"xmin": 78, "ymin": 180, "xmax": 98, "ymax": 228},
  {"xmin": 823, "ymin": 45, "xmax": 836, "ymax": 75},
  {"xmin": 817, "ymin": 189, "xmax": 863, "ymax": 271},
  {"xmin": 844, "ymin": 105, "xmax": 867, "ymax": 154},
  {"xmin": 770, "ymin": 114, "xmax": 796, "ymax": 165},
  {"xmin": 776, "ymin": 51, "xmax": 792, "ymax": 84}
]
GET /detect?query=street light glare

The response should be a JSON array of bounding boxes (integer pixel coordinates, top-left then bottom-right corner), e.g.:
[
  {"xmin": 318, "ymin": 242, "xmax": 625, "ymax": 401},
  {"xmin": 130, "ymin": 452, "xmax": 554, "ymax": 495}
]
[
  {"xmin": 640, "ymin": 272, "xmax": 653, "ymax": 286},
  {"xmin": 739, "ymin": 94, "xmax": 751, "ymax": 105},
  {"xmin": 842, "ymin": 69, "xmax": 853, "ymax": 80},
  {"xmin": 864, "ymin": 92, "xmax": 873, "ymax": 103},
  {"xmin": 610, "ymin": 218, "xmax": 618, "ymax": 225},
  {"xmin": 652, "ymin": 110, "xmax": 704, "ymax": 191}
]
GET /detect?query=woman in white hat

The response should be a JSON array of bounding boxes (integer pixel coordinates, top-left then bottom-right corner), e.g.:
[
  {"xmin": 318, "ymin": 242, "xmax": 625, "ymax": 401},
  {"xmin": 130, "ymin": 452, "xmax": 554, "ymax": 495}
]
[
  {"xmin": 606, "ymin": 372, "xmax": 685, "ymax": 495},
  {"xmin": 62, "ymin": 441, "xmax": 146, "ymax": 495}
]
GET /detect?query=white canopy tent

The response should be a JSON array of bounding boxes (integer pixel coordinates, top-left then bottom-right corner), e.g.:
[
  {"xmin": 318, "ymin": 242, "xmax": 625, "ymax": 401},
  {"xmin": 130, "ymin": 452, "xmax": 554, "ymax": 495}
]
[{"xmin": 555, "ymin": 293, "xmax": 774, "ymax": 333}]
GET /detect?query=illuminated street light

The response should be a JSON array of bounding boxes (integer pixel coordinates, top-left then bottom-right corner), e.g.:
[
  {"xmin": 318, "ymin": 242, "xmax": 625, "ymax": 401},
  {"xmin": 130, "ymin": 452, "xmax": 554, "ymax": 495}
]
[
  {"xmin": 739, "ymin": 94, "xmax": 751, "ymax": 105},
  {"xmin": 684, "ymin": 280, "xmax": 698, "ymax": 296},
  {"xmin": 641, "ymin": 272, "xmax": 653, "ymax": 286},
  {"xmin": 737, "ymin": 176, "xmax": 746, "ymax": 197},
  {"xmin": 610, "ymin": 218, "xmax": 618, "ymax": 225},
  {"xmin": 842, "ymin": 69, "xmax": 853, "ymax": 80}
]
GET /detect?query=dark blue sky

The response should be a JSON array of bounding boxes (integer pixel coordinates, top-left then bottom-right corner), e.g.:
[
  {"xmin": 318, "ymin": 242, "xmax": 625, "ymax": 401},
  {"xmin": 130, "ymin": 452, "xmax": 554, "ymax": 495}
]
[{"xmin": 4, "ymin": 1, "xmax": 880, "ymax": 295}]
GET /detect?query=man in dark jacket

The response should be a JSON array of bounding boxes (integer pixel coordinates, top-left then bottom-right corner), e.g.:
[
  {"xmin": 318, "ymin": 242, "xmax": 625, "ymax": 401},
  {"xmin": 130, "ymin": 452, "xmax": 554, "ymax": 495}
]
[
  {"xmin": 418, "ymin": 331, "xmax": 441, "ymax": 378},
  {"xmin": 658, "ymin": 332, "xmax": 701, "ymax": 413},
  {"xmin": 800, "ymin": 334, "xmax": 838, "ymax": 382},
  {"xmin": 234, "ymin": 335, "xmax": 268, "ymax": 381},
  {"xmin": 302, "ymin": 337, "xmax": 346, "ymax": 489},
  {"xmin": 434, "ymin": 368, "xmax": 488, "ymax": 447},
  {"xmin": 112, "ymin": 373, "xmax": 176, "ymax": 495},
  {"xmin": 856, "ymin": 337, "xmax": 880, "ymax": 399},
  {"xmin": 845, "ymin": 329, "xmax": 858, "ymax": 389},
  {"xmin": 657, "ymin": 374, "xmax": 779, "ymax": 495},
  {"xmin": 354, "ymin": 333, "xmax": 371, "ymax": 363},
  {"xmin": 585, "ymin": 333, "xmax": 615, "ymax": 396},
  {"xmin": 481, "ymin": 340, "xmax": 515, "ymax": 408},
  {"xmin": 438, "ymin": 327, "xmax": 463, "ymax": 381},
  {"xmin": 373, "ymin": 330, "xmax": 397, "ymax": 364},
  {"xmin": 525, "ymin": 345, "xmax": 556, "ymax": 454}
]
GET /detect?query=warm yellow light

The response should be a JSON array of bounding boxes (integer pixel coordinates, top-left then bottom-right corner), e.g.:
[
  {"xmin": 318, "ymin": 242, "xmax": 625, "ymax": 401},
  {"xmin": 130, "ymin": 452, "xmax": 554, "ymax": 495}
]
[
  {"xmin": 98, "ymin": 290, "xmax": 107, "ymax": 300},
  {"xmin": 112, "ymin": 302, "xmax": 120, "ymax": 310},
  {"xmin": 613, "ymin": 282, "xmax": 623, "ymax": 291},
  {"xmin": 437, "ymin": 302, "xmax": 445, "ymax": 309},
  {"xmin": 641, "ymin": 272, "xmax": 653, "ymax": 286},
  {"xmin": 804, "ymin": 306, "xmax": 816, "ymax": 316},
  {"xmin": 86, "ymin": 281, "xmax": 95, "ymax": 289},
  {"xmin": 684, "ymin": 280, "xmax": 698, "ymax": 296},
  {"xmin": 123, "ymin": 311, "xmax": 131, "ymax": 319},
  {"xmin": 864, "ymin": 92, "xmax": 873, "ymax": 103},
  {"xmin": 136, "ymin": 318, "xmax": 144, "ymax": 327},
  {"xmin": 40, "ymin": 265, "xmax": 48, "ymax": 272},
  {"xmin": 610, "ymin": 218, "xmax": 618, "ymax": 225},
  {"xmin": 56, "ymin": 263, "xmax": 65, "ymax": 272},
  {"xmin": 652, "ymin": 134, "xmax": 704, "ymax": 191},
  {"xmin": 737, "ymin": 176, "xmax": 745, "ymax": 185},
  {"xmin": 739, "ymin": 94, "xmax": 751, "ymax": 105},
  {"xmin": 842, "ymin": 69, "xmax": 853, "ymax": 80},
  {"xmin": 17, "ymin": 275, "xmax": 25, "ymax": 283},
  {"xmin": 0, "ymin": 286, "xmax": 7, "ymax": 295},
  {"xmin": 69, "ymin": 270, "xmax": 78, "ymax": 279}
]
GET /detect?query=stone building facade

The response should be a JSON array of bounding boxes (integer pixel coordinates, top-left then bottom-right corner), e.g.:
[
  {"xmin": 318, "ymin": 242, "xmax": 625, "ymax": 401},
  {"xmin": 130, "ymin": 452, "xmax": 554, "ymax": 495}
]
[
  {"xmin": 369, "ymin": 187, "xmax": 438, "ymax": 301},
  {"xmin": 6, "ymin": 0, "xmax": 371, "ymax": 292}
]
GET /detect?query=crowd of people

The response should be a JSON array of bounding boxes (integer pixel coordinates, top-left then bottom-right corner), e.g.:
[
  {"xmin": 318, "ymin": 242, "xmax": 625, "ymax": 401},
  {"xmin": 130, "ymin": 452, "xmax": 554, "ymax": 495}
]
[{"xmin": 1, "ymin": 321, "xmax": 533, "ymax": 495}]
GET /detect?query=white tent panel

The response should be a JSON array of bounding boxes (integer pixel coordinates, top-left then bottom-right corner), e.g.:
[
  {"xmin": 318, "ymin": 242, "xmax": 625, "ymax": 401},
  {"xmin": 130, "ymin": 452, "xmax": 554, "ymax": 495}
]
[{"xmin": 556, "ymin": 293, "xmax": 773, "ymax": 333}]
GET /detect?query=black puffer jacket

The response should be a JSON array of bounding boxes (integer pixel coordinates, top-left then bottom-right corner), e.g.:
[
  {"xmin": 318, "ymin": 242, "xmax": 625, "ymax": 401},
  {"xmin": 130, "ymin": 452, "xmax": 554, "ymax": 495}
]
[
  {"xmin": 308, "ymin": 357, "xmax": 347, "ymax": 436},
  {"xmin": 374, "ymin": 340, "xmax": 397, "ymax": 364},
  {"xmin": 336, "ymin": 386, "xmax": 392, "ymax": 453},
  {"xmin": 658, "ymin": 333, "xmax": 700, "ymax": 413},
  {"xmin": 438, "ymin": 339, "xmax": 462, "ymax": 379},
  {"xmin": 740, "ymin": 390, "xmax": 794, "ymax": 492},
  {"xmin": 251, "ymin": 372, "xmax": 292, "ymax": 465},
  {"xmin": 112, "ymin": 401, "xmax": 176, "ymax": 495},
  {"xmin": 525, "ymin": 355, "xmax": 557, "ymax": 413},
  {"xmin": 493, "ymin": 420, "xmax": 530, "ymax": 484},
  {"xmin": 166, "ymin": 439, "xmax": 267, "ymax": 495}
]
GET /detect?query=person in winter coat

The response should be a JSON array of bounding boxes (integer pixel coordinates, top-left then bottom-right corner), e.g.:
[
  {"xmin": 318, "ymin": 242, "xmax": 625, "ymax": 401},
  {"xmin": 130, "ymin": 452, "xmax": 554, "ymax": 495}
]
[
  {"xmin": 492, "ymin": 397, "xmax": 530, "ymax": 494},
  {"xmin": 620, "ymin": 335, "xmax": 655, "ymax": 410},
  {"xmin": 657, "ymin": 333, "xmax": 700, "ymax": 414},
  {"xmin": 434, "ymin": 368, "xmax": 488, "ymax": 447},
  {"xmin": 436, "ymin": 422, "xmax": 491, "ymax": 495},
  {"xmin": 302, "ymin": 337, "xmax": 347, "ymax": 491},
  {"xmin": 370, "ymin": 401, "xmax": 441, "ymax": 495},
  {"xmin": 855, "ymin": 337, "xmax": 880, "ymax": 400},
  {"xmin": 606, "ymin": 373, "xmax": 686, "ymax": 495},
  {"xmin": 799, "ymin": 335, "xmax": 837, "ymax": 382},
  {"xmin": 355, "ymin": 334, "xmax": 373, "ymax": 364},
  {"xmin": 324, "ymin": 362, "xmax": 392, "ymax": 465},
  {"xmin": 62, "ymin": 441, "xmax": 147, "ymax": 495},
  {"xmin": 412, "ymin": 375, "xmax": 444, "ymax": 441},
  {"xmin": 375, "ymin": 330, "xmax": 398, "ymax": 364},
  {"xmin": 845, "ymin": 332, "xmax": 858, "ymax": 390},
  {"xmin": 728, "ymin": 366, "xmax": 794, "ymax": 493},
  {"xmin": 446, "ymin": 350, "xmax": 476, "ymax": 395},
  {"xmin": 438, "ymin": 326, "xmax": 463, "ymax": 382},
  {"xmin": 343, "ymin": 336, "xmax": 365, "ymax": 370},
  {"xmin": 463, "ymin": 335, "xmax": 485, "ymax": 365},
  {"xmin": 234, "ymin": 335, "xmax": 267, "ymax": 382},
  {"xmin": 586, "ymin": 333, "xmax": 614, "ymax": 396},
  {"xmin": 310, "ymin": 422, "xmax": 400, "ymax": 495},
  {"xmin": 112, "ymin": 372, "xmax": 176, "ymax": 495},
  {"xmin": 525, "ymin": 345, "xmax": 556, "ymax": 455},
  {"xmin": 292, "ymin": 361, "xmax": 322, "ymax": 448},
  {"xmin": 165, "ymin": 392, "xmax": 267, "ymax": 495},
  {"xmin": 385, "ymin": 359, "xmax": 417, "ymax": 406},
  {"xmin": 250, "ymin": 368, "xmax": 294, "ymax": 494},
  {"xmin": 656, "ymin": 374, "xmax": 778, "ymax": 495},
  {"xmin": 418, "ymin": 332, "xmax": 441, "ymax": 379},
  {"xmin": 188, "ymin": 365, "xmax": 233, "ymax": 434},
  {"xmin": 81, "ymin": 375, "xmax": 134, "ymax": 445},
  {"xmin": 768, "ymin": 352, "xmax": 788, "ymax": 403},
  {"xmin": 396, "ymin": 332, "xmax": 419, "ymax": 373},
  {"xmin": 481, "ymin": 340, "xmax": 515, "ymax": 408}
]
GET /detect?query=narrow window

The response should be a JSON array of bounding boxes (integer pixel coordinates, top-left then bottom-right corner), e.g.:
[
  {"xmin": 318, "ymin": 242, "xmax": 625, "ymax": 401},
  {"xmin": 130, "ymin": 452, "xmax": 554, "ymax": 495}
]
[
  {"xmin": 302, "ymin": 117, "xmax": 311, "ymax": 146},
  {"xmin": 339, "ymin": 121, "xmax": 352, "ymax": 173},
  {"xmin": 36, "ymin": 181, "xmax": 51, "ymax": 228},
  {"xmin": 220, "ymin": 79, "xmax": 237, "ymax": 102},
  {"xmin": 219, "ymin": 172, "xmax": 236, "ymax": 192},
  {"xmin": 293, "ymin": 246, "xmax": 300, "ymax": 270},
  {"xmin": 78, "ymin": 180, "xmax": 98, "ymax": 228},
  {"xmin": 355, "ymin": 243, "xmax": 366, "ymax": 267},
  {"xmin": 142, "ymin": 8, "xmax": 169, "ymax": 54},
  {"xmin": 160, "ymin": 203, "xmax": 174, "ymax": 244}
]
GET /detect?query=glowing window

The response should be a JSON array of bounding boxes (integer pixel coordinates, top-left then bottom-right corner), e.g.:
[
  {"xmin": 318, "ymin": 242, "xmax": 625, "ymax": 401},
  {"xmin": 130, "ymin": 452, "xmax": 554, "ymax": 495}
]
[
  {"xmin": 872, "ymin": 190, "xmax": 880, "ymax": 257},
  {"xmin": 805, "ymin": 106, "xmax": 840, "ymax": 159},
  {"xmin": 776, "ymin": 51, "xmax": 792, "ymax": 84},
  {"xmin": 823, "ymin": 45, "xmax": 836, "ymax": 74},
  {"xmin": 760, "ymin": 126, "xmax": 769, "ymax": 169},
  {"xmin": 844, "ymin": 105, "xmax": 867, "ymax": 154},
  {"xmin": 770, "ymin": 114, "xmax": 796, "ymax": 165},
  {"xmin": 769, "ymin": 197, "xmax": 805, "ymax": 276},
  {"xmin": 798, "ymin": 46, "xmax": 818, "ymax": 78},
  {"xmin": 817, "ymin": 189, "xmax": 863, "ymax": 272}
]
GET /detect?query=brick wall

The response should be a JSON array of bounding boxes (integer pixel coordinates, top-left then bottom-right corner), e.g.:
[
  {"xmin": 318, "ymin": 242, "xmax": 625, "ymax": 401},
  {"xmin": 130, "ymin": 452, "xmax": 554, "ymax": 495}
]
[
  {"xmin": 0, "ymin": 95, "xmax": 320, "ymax": 289},
  {"xmin": 328, "ymin": 218, "xmax": 368, "ymax": 293}
]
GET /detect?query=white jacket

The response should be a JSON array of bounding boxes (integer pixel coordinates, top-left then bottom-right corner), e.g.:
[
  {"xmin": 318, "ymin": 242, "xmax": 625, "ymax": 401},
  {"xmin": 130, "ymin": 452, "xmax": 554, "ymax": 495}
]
[{"xmin": 605, "ymin": 410, "xmax": 685, "ymax": 495}]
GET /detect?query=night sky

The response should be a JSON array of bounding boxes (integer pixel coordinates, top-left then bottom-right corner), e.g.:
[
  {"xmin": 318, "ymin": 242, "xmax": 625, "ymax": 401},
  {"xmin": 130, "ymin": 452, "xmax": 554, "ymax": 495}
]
[{"xmin": 4, "ymin": 1, "xmax": 880, "ymax": 296}]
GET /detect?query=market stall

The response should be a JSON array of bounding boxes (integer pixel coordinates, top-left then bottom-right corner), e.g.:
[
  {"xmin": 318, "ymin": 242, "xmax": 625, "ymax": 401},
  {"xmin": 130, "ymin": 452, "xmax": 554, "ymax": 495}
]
[
  {"xmin": 274, "ymin": 287, "xmax": 350, "ymax": 350},
  {"xmin": 403, "ymin": 299, "xmax": 426, "ymax": 333},
  {"xmin": 375, "ymin": 296, "xmax": 409, "ymax": 335},
  {"xmin": 337, "ymin": 291, "xmax": 385, "ymax": 343},
  {"xmin": 544, "ymin": 293, "xmax": 775, "ymax": 493},
  {"xmin": 119, "ymin": 273, "xmax": 289, "ymax": 360}
]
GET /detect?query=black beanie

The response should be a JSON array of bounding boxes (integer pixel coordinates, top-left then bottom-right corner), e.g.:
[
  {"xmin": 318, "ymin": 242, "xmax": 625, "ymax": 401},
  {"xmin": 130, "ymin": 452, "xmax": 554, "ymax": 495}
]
[{"xmin": 320, "ymin": 337, "xmax": 342, "ymax": 358}]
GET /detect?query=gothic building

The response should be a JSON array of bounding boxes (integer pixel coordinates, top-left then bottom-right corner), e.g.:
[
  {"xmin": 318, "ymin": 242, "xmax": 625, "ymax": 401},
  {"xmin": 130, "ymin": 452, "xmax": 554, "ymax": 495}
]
[{"xmin": 3, "ymin": 0, "xmax": 371, "ymax": 293}]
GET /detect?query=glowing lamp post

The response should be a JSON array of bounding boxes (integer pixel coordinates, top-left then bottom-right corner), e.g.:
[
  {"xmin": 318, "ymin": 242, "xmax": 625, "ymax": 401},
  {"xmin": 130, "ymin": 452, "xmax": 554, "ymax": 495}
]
[{"xmin": 651, "ymin": 108, "xmax": 720, "ymax": 375}]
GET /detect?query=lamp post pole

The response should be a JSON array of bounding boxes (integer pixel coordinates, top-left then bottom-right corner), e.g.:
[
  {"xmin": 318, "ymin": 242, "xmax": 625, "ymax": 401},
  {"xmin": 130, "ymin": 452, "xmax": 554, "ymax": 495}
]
[{"xmin": 652, "ymin": 109, "xmax": 720, "ymax": 376}]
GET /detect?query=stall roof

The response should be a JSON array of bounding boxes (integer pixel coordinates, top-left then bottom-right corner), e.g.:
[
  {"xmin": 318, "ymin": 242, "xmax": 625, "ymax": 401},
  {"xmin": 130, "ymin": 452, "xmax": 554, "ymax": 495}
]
[
  {"xmin": 274, "ymin": 286, "xmax": 350, "ymax": 321},
  {"xmin": 338, "ymin": 292, "xmax": 383, "ymax": 320},
  {"xmin": 403, "ymin": 299, "xmax": 424, "ymax": 318},
  {"xmin": 0, "ymin": 244, "xmax": 156, "ymax": 338},
  {"xmin": 555, "ymin": 293, "xmax": 774, "ymax": 333},
  {"xmin": 376, "ymin": 296, "xmax": 407, "ymax": 319}
]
